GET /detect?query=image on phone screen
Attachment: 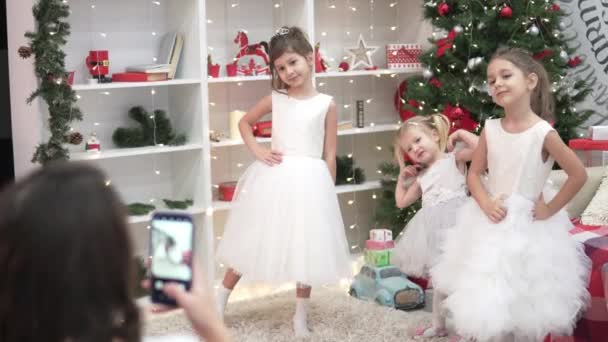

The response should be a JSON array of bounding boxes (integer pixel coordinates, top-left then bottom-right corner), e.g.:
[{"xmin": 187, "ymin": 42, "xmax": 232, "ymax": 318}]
[{"xmin": 150, "ymin": 215, "xmax": 194, "ymax": 282}]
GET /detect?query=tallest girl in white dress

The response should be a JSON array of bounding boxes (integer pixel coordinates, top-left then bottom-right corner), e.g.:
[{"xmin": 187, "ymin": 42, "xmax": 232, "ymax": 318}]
[
  {"xmin": 431, "ymin": 47, "xmax": 590, "ymax": 342},
  {"xmin": 214, "ymin": 26, "xmax": 351, "ymax": 337}
]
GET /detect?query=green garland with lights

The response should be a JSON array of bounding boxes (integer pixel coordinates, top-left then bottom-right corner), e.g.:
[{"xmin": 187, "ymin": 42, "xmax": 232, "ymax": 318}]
[{"xmin": 21, "ymin": 0, "xmax": 82, "ymax": 164}]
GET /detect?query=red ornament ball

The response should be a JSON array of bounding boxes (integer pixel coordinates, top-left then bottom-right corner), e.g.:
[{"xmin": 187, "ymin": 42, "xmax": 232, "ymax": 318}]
[
  {"xmin": 499, "ymin": 6, "xmax": 513, "ymax": 18},
  {"xmin": 438, "ymin": 2, "xmax": 450, "ymax": 16},
  {"xmin": 338, "ymin": 61, "xmax": 349, "ymax": 72}
]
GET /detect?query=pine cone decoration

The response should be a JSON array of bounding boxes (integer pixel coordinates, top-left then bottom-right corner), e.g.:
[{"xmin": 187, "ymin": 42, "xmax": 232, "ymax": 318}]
[
  {"xmin": 66, "ymin": 132, "xmax": 83, "ymax": 145},
  {"xmin": 18, "ymin": 46, "xmax": 33, "ymax": 59}
]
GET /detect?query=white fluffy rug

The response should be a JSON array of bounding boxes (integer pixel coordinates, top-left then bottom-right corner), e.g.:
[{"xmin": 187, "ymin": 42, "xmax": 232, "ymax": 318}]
[{"xmin": 144, "ymin": 287, "xmax": 450, "ymax": 342}]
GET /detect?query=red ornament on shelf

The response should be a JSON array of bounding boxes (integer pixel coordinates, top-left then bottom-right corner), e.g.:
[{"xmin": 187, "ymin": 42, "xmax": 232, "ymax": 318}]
[
  {"xmin": 338, "ymin": 61, "xmax": 350, "ymax": 72},
  {"xmin": 499, "ymin": 6, "xmax": 513, "ymax": 18},
  {"xmin": 252, "ymin": 120, "xmax": 272, "ymax": 137},
  {"xmin": 218, "ymin": 181, "xmax": 237, "ymax": 201},
  {"xmin": 437, "ymin": 2, "xmax": 450, "ymax": 16}
]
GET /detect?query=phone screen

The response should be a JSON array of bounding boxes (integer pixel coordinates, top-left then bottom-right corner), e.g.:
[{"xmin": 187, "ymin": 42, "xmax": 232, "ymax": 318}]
[{"xmin": 150, "ymin": 212, "xmax": 194, "ymax": 304}]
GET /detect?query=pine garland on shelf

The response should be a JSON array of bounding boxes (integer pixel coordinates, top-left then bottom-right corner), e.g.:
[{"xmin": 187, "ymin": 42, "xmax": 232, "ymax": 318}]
[
  {"xmin": 21, "ymin": 0, "xmax": 82, "ymax": 164},
  {"xmin": 163, "ymin": 199, "xmax": 193, "ymax": 210},
  {"xmin": 112, "ymin": 106, "xmax": 187, "ymax": 148},
  {"xmin": 127, "ymin": 203, "xmax": 156, "ymax": 216}
]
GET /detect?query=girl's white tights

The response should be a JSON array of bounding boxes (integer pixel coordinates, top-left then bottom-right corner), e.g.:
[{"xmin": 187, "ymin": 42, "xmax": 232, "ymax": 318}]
[
  {"xmin": 216, "ymin": 285, "xmax": 232, "ymax": 319},
  {"xmin": 293, "ymin": 283, "xmax": 311, "ymax": 337},
  {"xmin": 432, "ymin": 290, "xmax": 446, "ymax": 330}
]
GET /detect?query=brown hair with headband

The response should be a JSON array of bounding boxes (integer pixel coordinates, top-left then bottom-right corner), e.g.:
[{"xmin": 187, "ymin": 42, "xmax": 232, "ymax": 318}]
[
  {"xmin": 394, "ymin": 114, "xmax": 451, "ymax": 168},
  {"xmin": 268, "ymin": 26, "xmax": 313, "ymax": 92}
]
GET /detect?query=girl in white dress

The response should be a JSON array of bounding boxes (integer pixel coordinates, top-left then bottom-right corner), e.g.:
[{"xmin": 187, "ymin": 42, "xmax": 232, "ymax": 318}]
[
  {"xmin": 215, "ymin": 26, "xmax": 351, "ymax": 337},
  {"xmin": 431, "ymin": 47, "xmax": 591, "ymax": 342},
  {"xmin": 391, "ymin": 114, "xmax": 478, "ymax": 339}
]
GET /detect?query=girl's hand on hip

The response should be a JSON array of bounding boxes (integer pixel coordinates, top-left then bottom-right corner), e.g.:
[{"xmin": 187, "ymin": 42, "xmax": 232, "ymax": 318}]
[
  {"xmin": 254, "ymin": 147, "xmax": 283, "ymax": 166},
  {"xmin": 532, "ymin": 194, "xmax": 552, "ymax": 220},
  {"xmin": 482, "ymin": 195, "xmax": 507, "ymax": 223}
]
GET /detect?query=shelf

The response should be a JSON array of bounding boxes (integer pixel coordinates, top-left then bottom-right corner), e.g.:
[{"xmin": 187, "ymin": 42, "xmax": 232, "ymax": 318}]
[
  {"xmin": 210, "ymin": 137, "xmax": 270, "ymax": 148},
  {"xmin": 70, "ymin": 144, "xmax": 204, "ymax": 161},
  {"xmin": 335, "ymin": 180, "xmax": 382, "ymax": 194},
  {"xmin": 315, "ymin": 68, "xmax": 422, "ymax": 79},
  {"xmin": 210, "ymin": 124, "xmax": 398, "ymax": 148},
  {"xmin": 338, "ymin": 124, "xmax": 400, "ymax": 136},
  {"xmin": 128, "ymin": 206, "xmax": 207, "ymax": 224},
  {"xmin": 211, "ymin": 180, "xmax": 382, "ymax": 212},
  {"xmin": 71, "ymin": 79, "xmax": 202, "ymax": 91},
  {"xmin": 208, "ymin": 75, "xmax": 271, "ymax": 84}
]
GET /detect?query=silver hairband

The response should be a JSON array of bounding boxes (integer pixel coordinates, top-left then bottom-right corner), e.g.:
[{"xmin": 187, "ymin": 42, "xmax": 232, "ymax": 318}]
[{"xmin": 277, "ymin": 27, "xmax": 289, "ymax": 36}]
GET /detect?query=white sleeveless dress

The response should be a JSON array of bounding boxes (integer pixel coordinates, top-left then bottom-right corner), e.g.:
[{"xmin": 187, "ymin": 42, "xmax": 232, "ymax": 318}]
[
  {"xmin": 216, "ymin": 91, "xmax": 352, "ymax": 286},
  {"xmin": 431, "ymin": 119, "xmax": 590, "ymax": 341},
  {"xmin": 392, "ymin": 152, "xmax": 468, "ymax": 278}
]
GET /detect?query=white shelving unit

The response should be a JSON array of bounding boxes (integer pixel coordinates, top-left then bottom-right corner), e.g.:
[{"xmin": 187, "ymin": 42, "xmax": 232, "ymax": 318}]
[{"xmin": 26, "ymin": 0, "xmax": 430, "ymax": 278}]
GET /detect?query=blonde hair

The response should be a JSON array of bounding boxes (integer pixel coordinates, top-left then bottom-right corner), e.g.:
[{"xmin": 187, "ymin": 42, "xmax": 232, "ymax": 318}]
[
  {"xmin": 393, "ymin": 114, "xmax": 450, "ymax": 168},
  {"xmin": 490, "ymin": 47, "xmax": 554, "ymax": 120}
]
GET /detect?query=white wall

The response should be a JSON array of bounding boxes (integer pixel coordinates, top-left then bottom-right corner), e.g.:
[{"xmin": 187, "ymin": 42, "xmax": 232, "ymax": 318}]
[{"xmin": 7, "ymin": 0, "xmax": 42, "ymax": 178}]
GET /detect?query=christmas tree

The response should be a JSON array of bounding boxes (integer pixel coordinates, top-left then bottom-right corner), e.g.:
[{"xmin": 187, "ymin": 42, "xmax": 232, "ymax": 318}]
[{"xmin": 375, "ymin": 0, "xmax": 594, "ymax": 235}]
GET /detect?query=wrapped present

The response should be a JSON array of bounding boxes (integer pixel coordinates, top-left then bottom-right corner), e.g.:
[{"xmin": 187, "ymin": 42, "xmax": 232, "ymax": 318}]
[
  {"xmin": 365, "ymin": 239, "xmax": 395, "ymax": 250},
  {"xmin": 589, "ymin": 126, "xmax": 608, "ymax": 140},
  {"xmin": 370, "ymin": 228, "xmax": 393, "ymax": 242},
  {"xmin": 218, "ymin": 181, "xmax": 237, "ymax": 201},
  {"xmin": 365, "ymin": 248, "xmax": 394, "ymax": 267},
  {"xmin": 386, "ymin": 44, "xmax": 422, "ymax": 69}
]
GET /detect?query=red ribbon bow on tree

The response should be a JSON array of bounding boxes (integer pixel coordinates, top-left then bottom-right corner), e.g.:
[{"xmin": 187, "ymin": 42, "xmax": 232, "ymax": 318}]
[
  {"xmin": 442, "ymin": 104, "xmax": 479, "ymax": 133},
  {"xmin": 436, "ymin": 29, "xmax": 459, "ymax": 57}
]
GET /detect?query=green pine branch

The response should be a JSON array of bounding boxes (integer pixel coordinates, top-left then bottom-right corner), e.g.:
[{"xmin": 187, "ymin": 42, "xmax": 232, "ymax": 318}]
[{"xmin": 25, "ymin": 0, "xmax": 82, "ymax": 164}]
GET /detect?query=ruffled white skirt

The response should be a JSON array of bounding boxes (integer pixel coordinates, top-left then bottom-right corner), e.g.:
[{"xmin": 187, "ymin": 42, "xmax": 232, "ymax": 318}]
[
  {"xmin": 431, "ymin": 194, "xmax": 590, "ymax": 341},
  {"xmin": 392, "ymin": 196, "xmax": 467, "ymax": 278},
  {"xmin": 216, "ymin": 156, "xmax": 352, "ymax": 286}
]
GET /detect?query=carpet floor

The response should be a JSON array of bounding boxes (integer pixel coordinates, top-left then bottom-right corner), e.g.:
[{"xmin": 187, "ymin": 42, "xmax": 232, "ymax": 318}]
[{"xmin": 144, "ymin": 287, "xmax": 451, "ymax": 342}]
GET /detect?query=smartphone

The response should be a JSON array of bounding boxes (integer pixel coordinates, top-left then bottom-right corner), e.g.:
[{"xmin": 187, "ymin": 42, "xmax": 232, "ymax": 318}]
[{"xmin": 149, "ymin": 211, "xmax": 195, "ymax": 305}]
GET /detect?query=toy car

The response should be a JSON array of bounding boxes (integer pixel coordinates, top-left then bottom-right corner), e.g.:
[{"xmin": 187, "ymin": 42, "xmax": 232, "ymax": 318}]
[{"xmin": 349, "ymin": 264, "xmax": 425, "ymax": 310}]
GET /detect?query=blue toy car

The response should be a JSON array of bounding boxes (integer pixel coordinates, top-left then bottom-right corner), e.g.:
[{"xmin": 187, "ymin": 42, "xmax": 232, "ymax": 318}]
[{"xmin": 349, "ymin": 264, "xmax": 425, "ymax": 310}]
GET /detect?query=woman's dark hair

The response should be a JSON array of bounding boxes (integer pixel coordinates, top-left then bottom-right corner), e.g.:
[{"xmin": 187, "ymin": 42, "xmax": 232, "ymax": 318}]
[
  {"xmin": 0, "ymin": 162, "xmax": 141, "ymax": 341},
  {"xmin": 268, "ymin": 26, "xmax": 313, "ymax": 92}
]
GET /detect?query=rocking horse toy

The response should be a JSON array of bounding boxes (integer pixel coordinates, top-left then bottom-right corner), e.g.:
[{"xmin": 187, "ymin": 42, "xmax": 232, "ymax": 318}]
[{"xmin": 232, "ymin": 30, "xmax": 270, "ymax": 76}]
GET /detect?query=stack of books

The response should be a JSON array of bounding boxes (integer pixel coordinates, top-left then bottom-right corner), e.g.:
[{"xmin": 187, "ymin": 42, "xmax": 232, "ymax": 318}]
[{"xmin": 112, "ymin": 32, "xmax": 184, "ymax": 82}]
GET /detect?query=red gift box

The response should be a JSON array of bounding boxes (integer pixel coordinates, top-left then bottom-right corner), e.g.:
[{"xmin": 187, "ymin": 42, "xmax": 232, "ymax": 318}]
[
  {"xmin": 218, "ymin": 181, "xmax": 237, "ymax": 201},
  {"xmin": 386, "ymin": 44, "xmax": 422, "ymax": 69},
  {"xmin": 365, "ymin": 239, "xmax": 395, "ymax": 250},
  {"xmin": 253, "ymin": 120, "xmax": 272, "ymax": 137}
]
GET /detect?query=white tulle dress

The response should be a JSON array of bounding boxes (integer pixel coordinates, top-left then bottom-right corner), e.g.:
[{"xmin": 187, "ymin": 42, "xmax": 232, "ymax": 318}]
[
  {"xmin": 431, "ymin": 119, "xmax": 590, "ymax": 341},
  {"xmin": 216, "ymin": 91, "xmax": 352, "ymax": 286},
  {"xmin": 392, "ymin": 152, "xmax": 468, "ymax": 278}
]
